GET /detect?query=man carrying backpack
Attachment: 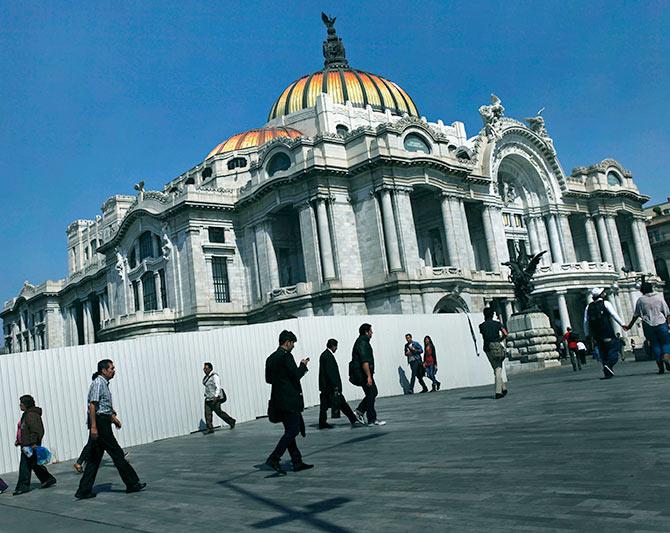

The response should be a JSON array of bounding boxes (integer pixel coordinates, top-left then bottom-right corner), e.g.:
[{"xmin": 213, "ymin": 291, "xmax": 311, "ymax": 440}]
[
  {"xmin": 350, "ymin": 323, "xmax": 386, "ymax": 426},
  {"xmin": 561, "ymin": 327, "xmax": 581, "ymax": 371},
  {"xmin": 203, "ymin": 362, "xmax": 236, "ymax": 434},
  {"xmin": 583, "ymin": 287, "xmax": 626, "ymax": 379}
]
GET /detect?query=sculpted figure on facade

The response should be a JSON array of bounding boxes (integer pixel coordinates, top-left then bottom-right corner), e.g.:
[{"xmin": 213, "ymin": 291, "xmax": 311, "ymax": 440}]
[
  {"xmin": 524, "ymin": 108, "xmax": 555, "ymax": 151},
  {"xmin": 479, "ymin": 94, "xmax": 505, "ymax": 140},
  {"xmin": 115, "ymin": 247, "xmax": 128, "ymax": 282},
  {"xmin": 161, "ymin": 226, "xmax": 173, "ymax": 260}
]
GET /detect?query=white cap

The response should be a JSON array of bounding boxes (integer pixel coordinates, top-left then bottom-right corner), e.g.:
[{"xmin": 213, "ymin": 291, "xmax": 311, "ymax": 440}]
[{"xmin": 591, "ymin": 287, "xmax": 604, "ymax": 298}]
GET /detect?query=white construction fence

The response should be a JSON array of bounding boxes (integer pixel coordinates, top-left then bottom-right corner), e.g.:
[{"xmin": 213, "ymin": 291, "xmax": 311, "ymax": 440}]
[{"xmin": 0, "ymin": 313, "xmax": 494, "ymax": 474}]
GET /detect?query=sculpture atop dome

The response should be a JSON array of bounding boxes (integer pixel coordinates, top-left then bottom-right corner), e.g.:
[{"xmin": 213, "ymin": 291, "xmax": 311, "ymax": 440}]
[{"xmin": 321, "ymin": 12, "xmax": 348, "ymax": 68}]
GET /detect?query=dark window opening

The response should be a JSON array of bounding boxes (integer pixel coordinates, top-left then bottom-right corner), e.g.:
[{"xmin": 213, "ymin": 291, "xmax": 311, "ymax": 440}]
[
  {"xmin": 336, "ymin": 124, "xmax": 349, "ymax": 136},
  {"xmin": 227, "ymin": 157, "xmax": 247, "ymax": 170},
  {"xmin": 185, "ymin": 176, "xmax": 196, "ymax": 185},
  {"xmin": 142, "ymin": 272, "xmax": 157, "ymax": 311},
  {"xmin": 139, "ymin": 231, "xmax": 154, "ymax": 261},
  {"xmin": 158, "ymin": 269, "xmax": 168, "ymax": 308},
  {"xmin": 212, "ymin": 257, "xmax": 230, "ymax": 303},
  {"xmin": 129, "ymin": 248, "xmax": 137, "ymax": 269},
  {"xmin": 132, "ymin": 281, "xmax": 140, "ymax": 312},
  {"xmin": 208, "ymin": 227, "xmax": 226, "ymax": 243},
  {"xmin": 267, "ymin": 152, "xmax": 291, "ymax": 176},
  {"xmin": 201, "ymin": 167, "xmax": 213, "ymax": 179},
  {"xmin": 404, "ymin": 133, "xmax": 431, "ymax": 154}
]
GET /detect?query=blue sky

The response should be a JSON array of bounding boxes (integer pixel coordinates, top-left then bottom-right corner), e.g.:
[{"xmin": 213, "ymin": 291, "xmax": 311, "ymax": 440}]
[{"xmin": 1, "ymin": 0, "xmax": 668, "ymax": 306}]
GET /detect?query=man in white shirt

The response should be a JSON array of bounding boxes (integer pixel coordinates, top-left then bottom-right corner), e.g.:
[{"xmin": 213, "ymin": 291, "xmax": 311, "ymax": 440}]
[
  {"xmin": 203, "ymin": 362, "xmax": 236, "ymax": 434},
  {"xmin": 583, "ymin": 287, "xmax": 626, "ymax": 379}
]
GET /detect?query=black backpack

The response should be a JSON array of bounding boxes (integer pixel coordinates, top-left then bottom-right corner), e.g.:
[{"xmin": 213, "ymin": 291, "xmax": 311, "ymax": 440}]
[{"xmin": 587, "ymin": 300, "xmax": 610, "ymax": 339}]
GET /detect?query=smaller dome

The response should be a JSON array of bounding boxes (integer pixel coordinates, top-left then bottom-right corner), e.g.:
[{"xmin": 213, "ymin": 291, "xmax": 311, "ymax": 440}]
[{"xmin": 207, "ymin": 127, "xmax": 303, "ymax": 159}]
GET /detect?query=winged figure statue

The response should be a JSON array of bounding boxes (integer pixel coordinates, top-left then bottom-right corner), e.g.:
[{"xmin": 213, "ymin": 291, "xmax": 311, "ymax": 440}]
[{"xmin": 502, "ymin": 247, "xmax": 547, "ymax": 312}]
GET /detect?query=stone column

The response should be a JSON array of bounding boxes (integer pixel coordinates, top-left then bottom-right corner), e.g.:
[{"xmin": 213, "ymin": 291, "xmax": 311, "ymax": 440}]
[
  {"xmin": 557, "ymin": 291, "xmax": 571, "ymax": 331},
  {"xmin": 83, "ymin": 299, "xmax": 94, "ymax": 343},
  {"xmin": 525, "ymin": 215, "xmax": 540, "ymax": 255},
  {"xmin": 634, "ymin": 217, "xmax": 656, "ymax": 274},
  {"xmin": 605, "ymin": 215, "xmax": 625, "ymax": 271},
  {"xmin": 264, "ymin": 221, "xmax": 280, "ymax": 289},
  {"xmin": 379, "ymin": 189, "xmax": 402, "ymax": 272},
  {"xmin": 536, "ymin": 216, "xmax": 552, "ymax": 265},
  {"xmin": 545, "ymin": 214, "xmax": 564, "ymax": 264},
  {"xmin": 630, "ymin": 217, "xmax": 647, "ymax": 272},
  {"xmin": 457, "ymin": 198, "xmax": 476, "ymax": 271},
  {"xmin": 490, "ymin": 206, "xmax": 510, "ymax": 264},
  {"xmin": 482, "ymin": 205, "xmax": 500, "ymax": 272},
  {"xmin": 315, "ymin": 199, "xmax": 336, "ymax": 280},
  {"xmin": 440, "ymin": 194, "xmax": 460, "ymax": 268},
  {"xmin": 558, "ymin": 214, "xmax": 577, "ymax": 263},
  {"xmin": 249, "ymin": 228, "xmax": 262, "ymax": 302},
  {"xmin": 155, "ymin": 271, "xmax": 163, "ymax": 309},
  {"xmin": 594, "ymin": 215, "xmax": 614, "ymax": 266},
  {"xmin": 584, "ymin": 215, "xmax": 602, "ymax": 262},
  {"xmin": 136, "ymin": 280, "xmax": 144, "ymax": 312}
]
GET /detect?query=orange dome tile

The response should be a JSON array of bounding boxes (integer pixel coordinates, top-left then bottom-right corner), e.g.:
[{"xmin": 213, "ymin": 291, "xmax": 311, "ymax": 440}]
[{"xmin": 207, "ymin": 127, "xmax": 303, "ymax": 159}]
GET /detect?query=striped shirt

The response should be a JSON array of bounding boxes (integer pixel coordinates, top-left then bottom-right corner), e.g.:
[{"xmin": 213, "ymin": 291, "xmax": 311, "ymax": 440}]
[{"xmin": 88, "ymin": 375, "xmax": 114, "ymax": 415}]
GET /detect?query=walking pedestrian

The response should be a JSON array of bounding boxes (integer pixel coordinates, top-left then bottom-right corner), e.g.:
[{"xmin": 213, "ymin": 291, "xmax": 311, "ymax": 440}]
[
  {"xmin": 75, "ymin": 359, "xmax": 146, "ymax": 499},
  {"xmin": 12, "ymin": 395, "xmax": 56, "ymax": 495},
  {"xmin": 265, "ymin": 330, "xmax": 313, "ymax": 475},
  {"xmin": 350, "ymin": 323, "xmax": 386, "ymax": 425},
  {"xmin": 203, "ymin": 362, "xmax": 236, "ymax": 434},
  {"xmin": 584, "ymin": 287, "xmax": 626, "ymax": 379},
  {"xmin": 73, "ymin": 372, "xmax": 125, "ymax": 473},
  {"xmin": 561, "ymin": 327, "xmax": 581, "ymax": 371},
  {"xmin": 616, "ymin": 333, "xmax": 626, "ymax": 362},
  {"xmin": 423, "ymin": 336, "xmax": 441, "ymax": 391},
  {"xmin": 404, "ymin": 334, "xmax": 428, "ymax": 393},
  {"xmin": 318, "ymin": 339, "xmax": 366, "ymax": 429},
  {"xmin": 624, "ymin": 281, "xmax": 670, "ymax": 374},
  {"xmin": 479, "ymin": 307, "xmax": 509, "ymax": 399},
  {"xmin": 576, "ymin": 339, "xmax": 588, "ymax": 366}
]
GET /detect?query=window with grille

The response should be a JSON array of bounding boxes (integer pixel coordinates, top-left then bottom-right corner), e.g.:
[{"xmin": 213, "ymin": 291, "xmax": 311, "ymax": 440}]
[
  {"xmin": 158, "ymin": 269, "xmax": 168, "ymax": 308},
  {"xmin": 139, "ymin": 231, "xmax": 154, "ymax": 261},
  {"xmin": 132, "ymin": 281, "xmax": 140, "ymax": 312},
  {"xmin": 212, "ymin": 257, "xmax": 230, "ymax": 303},
  {"xmin": 142, "ymin": 272, "xmax": 157, "ymax": 311}
]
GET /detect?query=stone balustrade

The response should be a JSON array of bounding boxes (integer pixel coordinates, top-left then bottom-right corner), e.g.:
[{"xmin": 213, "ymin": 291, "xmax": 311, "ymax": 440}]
[{"xmin": 267, "ymin": 281, "xmax": 314, "ymax": 302}]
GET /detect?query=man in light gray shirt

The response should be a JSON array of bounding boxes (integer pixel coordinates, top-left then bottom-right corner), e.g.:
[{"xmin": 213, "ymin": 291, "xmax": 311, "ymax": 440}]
[
  {"xmin": 626, "ymin": 282, "xmax": 670, "ymax": 373},
  {"xmin": 203, "ymin": 362, "xmax": 236, "ymax": 434}
]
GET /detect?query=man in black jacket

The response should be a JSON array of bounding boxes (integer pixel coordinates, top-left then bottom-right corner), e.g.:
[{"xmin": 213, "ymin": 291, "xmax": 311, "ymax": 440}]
[
  {"xmin": 265, "ymin": 330, "xmax": 313, "ymax": 475},
  {"xmin": 318, "ymin": 339, "xmax": 366, "ymax": 429},
  {"xmin": 353, "ymin": 323, "xmax": 386, "ymax": 426}
]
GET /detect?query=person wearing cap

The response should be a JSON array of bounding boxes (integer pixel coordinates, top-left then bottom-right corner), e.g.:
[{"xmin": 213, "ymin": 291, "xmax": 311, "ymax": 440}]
[
  {"xmin": 625, "ymin": 281, "xmax": 670, "ymax": 374},
  {"xmin": 583, "ymin": 287, "xmax": 626, "ymax": 379}
]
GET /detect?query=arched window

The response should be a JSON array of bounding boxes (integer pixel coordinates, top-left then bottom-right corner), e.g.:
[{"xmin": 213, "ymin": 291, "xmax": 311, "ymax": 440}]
[
  {"xmin": 142, "ymin": 272, "xmax": 157, "ymax": 311},
  {"xmin": 139, "ymin": 231, "xmax": 154, "ymax": 261},
  {"xmin": 267, "ymin": 152, "xmax": 291, "ymax": 176},
  {"xmin": 403, "ymin": 133, "xmax": 431, "ymax": 154},
  {"xmin": 607, "ymin": 171, "xmax": 622, "ymax": 186},
  {"xmin": 185, "ymin": 176, "xmax": 196, "ymax": 185},
  {"xmin": 227, "ymin": 157, "xmax": 247, "ymax": 171},
  {"xmin": 201, "ymin": 167, "xmax": 213, "ymax": 179},
  {"xmin": 336, "ymin": 124, "xmax": 349, "ymax": 136}
]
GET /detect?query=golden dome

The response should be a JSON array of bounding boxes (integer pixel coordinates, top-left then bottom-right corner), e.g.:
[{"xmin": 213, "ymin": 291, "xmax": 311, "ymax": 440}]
[
  {"xmin": 207, "ymin": 126, "xmax": 303, "ymax": 159},
  {"xmin": 268, "ymin": 68, "xmax": 419, "ymax": 121}
]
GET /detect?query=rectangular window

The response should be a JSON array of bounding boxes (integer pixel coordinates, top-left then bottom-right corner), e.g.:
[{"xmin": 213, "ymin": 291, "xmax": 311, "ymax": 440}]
[
  {"xmin": 212, "ymin": 257, "xmax": 230, "ymax": 303},
  {"xmin": 158, "ymin": 269, "xmax": 168, "ymax": 308},
  {"xmin": 503, "ymin": 213, "xmax": 511, "ymax": 227},
  {"xmin": 208, "ymin": 227, "xmax": 226, "ymax": 243},
  {"xmin": 132, "ymin": 281, "xmax": 140, "ymax": 312},
  {"xmin": 514, "ymin": 214, "xmax": 523, "ymax": 228},
  {"xmin": 507, "ymin": 239, "xmax": 516, "ymax": 260},
  {"xmin": 139, "ymin": 232, "xmax": 154, "ymax": 261},
  {"xmin": 143, "ymin": 273, "xmax": 157, "ymax": 311}
]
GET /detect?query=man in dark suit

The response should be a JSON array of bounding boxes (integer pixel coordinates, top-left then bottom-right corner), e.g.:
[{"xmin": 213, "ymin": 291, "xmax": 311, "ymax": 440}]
[
  {"xmin": 265, "ymin": 330, "xmax": 313, "ymax": 475},
  {"xmin": 318, "ymin": 339, "xmax": 366, "ymax": 429}
]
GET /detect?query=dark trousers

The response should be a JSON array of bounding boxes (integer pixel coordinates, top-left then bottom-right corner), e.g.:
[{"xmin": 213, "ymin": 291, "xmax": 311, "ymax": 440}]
[
  {"xmin": 409, "ymin": 360, "xmax": 428, "ymax": 392},
  {"xmin": 596, "ymin": 338, "xmax": 620, "ymax": 375},
  {"xmin": 77, "ymin": 436, "xmax": 94, "ymax": 465},
  {"xmin": 15, "ymin": 451, "xmax": 55, "ymax": 491},
  {"xmin": 77, "ymin": 415, "xmax": 139, "ymax": 495},
  {"xmin": 356, "ymin": 382, "xmax": 378, "ymax": 423},
  {"xmin": 269, "ymin": 412, "xmax": 302, "ymax": 464},
  {"xmin": 319, "ymin": 392, "xmax": 357, "ymax": 425},
  {"xmin": 204, "ymin": 398, "xmax": 235, "ymax": 429}
]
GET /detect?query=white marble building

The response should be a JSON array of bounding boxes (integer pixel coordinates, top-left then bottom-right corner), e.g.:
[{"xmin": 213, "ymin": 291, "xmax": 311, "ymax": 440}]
[{"xmin": 1, "ymin": 18, "xmax": 658, "ymax": 355}]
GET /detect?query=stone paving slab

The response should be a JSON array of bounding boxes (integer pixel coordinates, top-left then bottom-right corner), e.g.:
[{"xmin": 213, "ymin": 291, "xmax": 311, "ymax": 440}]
[{"xmin": 1, "ymin": 360, "xmax": 669, "ymax": 532}]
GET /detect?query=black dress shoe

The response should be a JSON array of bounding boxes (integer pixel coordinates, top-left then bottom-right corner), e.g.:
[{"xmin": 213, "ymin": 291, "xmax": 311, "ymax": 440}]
[
  {"xmin": 12, "ymin": 488, "xmax": 30, "ymax": 496},
  {"xmin": 125, "ymin": 482, "xmax": 146, "ymax": 494},
  {"xmin": 292, "ymin": 462, "xmax": 314, "ymax": 472},
  {"xmin": 41, "ymin": 478, "xmax": 56, "ymax": 489},
  {"xmin": 502, "ymin": 389, "xmax": 508, "ymax": 397},
  {"xmin": 318, "ymin": 423, "xmax": 334, "ymax": 429},
  {"xmin": 495, "ymin": 393, "xmax": 504, "ymax": 399},
  {"xmin": 75, "ymin": 491, "xmax": 96, "ymax": 500},
  {"xmin": 265, "ymin": 458, "xmax": 287, "ymax": 475}
]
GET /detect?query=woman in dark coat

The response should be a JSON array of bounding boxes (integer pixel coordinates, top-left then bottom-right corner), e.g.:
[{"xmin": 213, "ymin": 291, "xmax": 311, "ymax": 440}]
[{"xmin": 423, "ymin": 336, "xmax": 441, "ymax": 391}]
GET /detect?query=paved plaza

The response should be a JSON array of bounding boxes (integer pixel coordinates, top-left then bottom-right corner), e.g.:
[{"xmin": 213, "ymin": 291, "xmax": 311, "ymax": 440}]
[{"xmin": 1, "ymin": 360, "xmax": 669, "ymax": 532}]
